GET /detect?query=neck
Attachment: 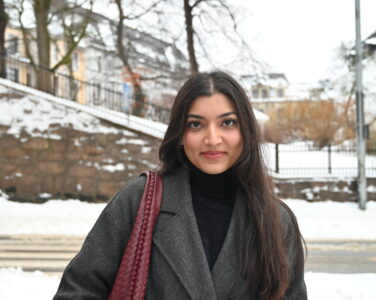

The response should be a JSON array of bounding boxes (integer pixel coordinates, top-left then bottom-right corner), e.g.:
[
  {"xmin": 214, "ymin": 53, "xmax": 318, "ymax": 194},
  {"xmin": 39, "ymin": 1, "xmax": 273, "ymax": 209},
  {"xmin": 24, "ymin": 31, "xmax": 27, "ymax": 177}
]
[{"xmin": 188, "ymin": 163, "xmax": 237, "ymax": 202}]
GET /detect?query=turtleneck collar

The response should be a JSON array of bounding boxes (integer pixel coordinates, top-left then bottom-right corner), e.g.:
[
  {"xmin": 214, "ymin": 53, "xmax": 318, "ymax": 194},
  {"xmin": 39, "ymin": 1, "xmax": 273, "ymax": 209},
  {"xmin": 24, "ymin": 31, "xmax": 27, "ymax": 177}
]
[{"xmin": 188, "ymin": 163, "xmax": 237, "ymax": 204}]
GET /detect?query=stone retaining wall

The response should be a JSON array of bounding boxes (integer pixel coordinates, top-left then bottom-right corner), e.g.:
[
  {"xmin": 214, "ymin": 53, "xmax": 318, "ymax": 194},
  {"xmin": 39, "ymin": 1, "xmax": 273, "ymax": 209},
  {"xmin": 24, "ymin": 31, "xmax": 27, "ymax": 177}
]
[
  {"xmin": 0, "ymin": 123, "xmax": 160, "ymax": 203},
  {"xmin": 275, "ymin": 177, "xmax": 376, "ymax": 202}
]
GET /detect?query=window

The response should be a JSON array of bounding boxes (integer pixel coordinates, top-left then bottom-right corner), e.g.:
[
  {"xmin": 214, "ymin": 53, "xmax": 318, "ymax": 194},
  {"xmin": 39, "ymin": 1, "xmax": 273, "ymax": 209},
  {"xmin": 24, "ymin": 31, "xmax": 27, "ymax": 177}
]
[
  {"xmin": 277, "ymin": 88, "xmax": 284, "ymax": 97},
  {"xmin": 252, "ymin": 88, "xmax": 259, "ymax": 99},
  {"xmin": 262, "ymin": 88, "xmax": 269, "ymax": 98},
  {"xmin": 7, "ymin": 35, "xmax": 18, "ymax": 54},
  {"xmin": 8, "ymin": 68, "xmax": 19, "ymax": 82}
]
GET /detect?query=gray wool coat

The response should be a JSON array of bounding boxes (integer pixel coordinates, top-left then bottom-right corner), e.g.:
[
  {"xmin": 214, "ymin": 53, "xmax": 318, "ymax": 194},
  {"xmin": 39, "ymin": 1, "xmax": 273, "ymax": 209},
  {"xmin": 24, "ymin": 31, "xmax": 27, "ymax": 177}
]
[{"xmin": 53, "ymin": 167, "xmax": 307, "ymax": 300}]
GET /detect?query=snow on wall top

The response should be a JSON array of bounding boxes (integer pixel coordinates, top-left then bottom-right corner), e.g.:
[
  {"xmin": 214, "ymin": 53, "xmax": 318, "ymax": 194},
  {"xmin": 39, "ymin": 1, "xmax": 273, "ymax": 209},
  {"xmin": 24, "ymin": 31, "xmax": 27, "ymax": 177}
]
[
  {"xmin": 0, "ymin": 78, "xmax": 167, "ymax": 139},
  {"xmin": 0, "ymin": 96, "xmax": 136, "ymax": 139}
]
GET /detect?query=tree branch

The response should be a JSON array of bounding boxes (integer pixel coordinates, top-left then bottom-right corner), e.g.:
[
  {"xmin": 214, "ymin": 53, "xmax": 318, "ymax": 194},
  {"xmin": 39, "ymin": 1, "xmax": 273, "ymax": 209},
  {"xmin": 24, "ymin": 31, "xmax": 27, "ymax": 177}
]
[
  {"xmin": 124, "ymin": 0, "xmax": 164, "ymax": 20},
  {"xmin": 191, "ymin": 0, "xmax": 206, "ymax": 10},
  {"xmin": 17, "ymin": 0, "xmax": 36, "ymax": 67}
]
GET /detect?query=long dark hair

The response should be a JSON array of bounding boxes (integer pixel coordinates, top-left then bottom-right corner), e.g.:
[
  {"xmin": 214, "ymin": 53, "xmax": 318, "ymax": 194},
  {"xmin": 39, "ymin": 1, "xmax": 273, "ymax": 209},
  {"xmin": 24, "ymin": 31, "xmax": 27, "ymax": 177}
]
[{"xmin": 159, "ymin": 71, "xmax": 304, "ymax": 299}]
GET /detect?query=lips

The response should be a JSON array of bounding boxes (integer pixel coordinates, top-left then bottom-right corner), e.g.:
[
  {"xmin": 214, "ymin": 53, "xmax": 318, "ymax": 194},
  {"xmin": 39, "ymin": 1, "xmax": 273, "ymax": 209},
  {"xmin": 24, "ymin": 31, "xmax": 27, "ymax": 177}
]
[{"xmin": 201, "ymin": 151, "xmax": 226, "ymax": 159}]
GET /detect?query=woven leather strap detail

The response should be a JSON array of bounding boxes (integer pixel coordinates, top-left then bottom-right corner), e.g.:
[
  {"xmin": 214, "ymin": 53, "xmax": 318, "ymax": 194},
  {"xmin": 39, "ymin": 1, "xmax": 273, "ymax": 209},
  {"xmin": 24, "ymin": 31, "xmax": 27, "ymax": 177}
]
[{"xmin": 108, "ymin": 171, "xmax": 163, "ymax": 300}]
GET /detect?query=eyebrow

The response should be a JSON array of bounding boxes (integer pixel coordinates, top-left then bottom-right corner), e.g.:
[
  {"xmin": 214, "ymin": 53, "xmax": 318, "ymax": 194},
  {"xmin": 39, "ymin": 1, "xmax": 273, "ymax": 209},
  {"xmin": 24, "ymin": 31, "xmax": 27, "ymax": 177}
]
[{"xmin": 187, "ymin": 112, "xmax": 237, "ymax": 119}]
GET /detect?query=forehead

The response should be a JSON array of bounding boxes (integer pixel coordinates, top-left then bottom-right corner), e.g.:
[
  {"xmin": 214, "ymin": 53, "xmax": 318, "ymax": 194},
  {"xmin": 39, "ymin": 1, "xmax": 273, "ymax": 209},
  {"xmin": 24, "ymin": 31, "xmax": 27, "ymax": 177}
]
[{"xmin": 188, "ymin": 93, "xmax": 236, "ymax": 116}]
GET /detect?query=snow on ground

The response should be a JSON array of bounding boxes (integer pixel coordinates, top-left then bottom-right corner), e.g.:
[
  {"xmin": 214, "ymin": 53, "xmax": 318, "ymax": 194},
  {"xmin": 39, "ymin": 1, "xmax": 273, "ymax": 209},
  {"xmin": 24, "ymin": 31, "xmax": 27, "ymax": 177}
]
[
  {"xmin": 284, "ymin": 199, "xmax": 376, "ymax": 240},
  {"xmin": 1, "ymin": 190, "xmax": 376, "ymax": 240},
  {"xmin": 0, "ymin": 268, "xmax": 60, "ymax": 300},
  {"xmin": 0, "ymin": 268, "xmax": 375, "ymax": 300},
  {"xmin": 305, "ymin": 272, "xmax": 376, "ymax": 300},
  {"xmin": 0, "ymin": 191, "xmax": 105, "ymax": 236},
  {"xmin": 1, "ymin": 194, "xmax": 375, "ymax": 299}
]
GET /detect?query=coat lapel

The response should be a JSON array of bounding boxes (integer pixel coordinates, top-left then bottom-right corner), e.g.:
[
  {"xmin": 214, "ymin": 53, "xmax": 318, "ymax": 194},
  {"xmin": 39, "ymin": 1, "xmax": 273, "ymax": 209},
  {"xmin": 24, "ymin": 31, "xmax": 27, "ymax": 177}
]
[
  {"xmin": 211, "ymin": 190, "xmax": 247, "ymax": 300},
  {"xmin": 152, "ymin": 167, "xmax": 217, "ymax": 300}
]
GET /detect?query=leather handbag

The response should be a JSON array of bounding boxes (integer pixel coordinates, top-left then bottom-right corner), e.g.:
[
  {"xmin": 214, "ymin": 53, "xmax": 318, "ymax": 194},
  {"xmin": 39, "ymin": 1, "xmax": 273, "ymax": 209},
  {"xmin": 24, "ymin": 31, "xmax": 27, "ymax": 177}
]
[{"xmin": 108, "ymin": 171, "xmax": 163, "ymax": 300}]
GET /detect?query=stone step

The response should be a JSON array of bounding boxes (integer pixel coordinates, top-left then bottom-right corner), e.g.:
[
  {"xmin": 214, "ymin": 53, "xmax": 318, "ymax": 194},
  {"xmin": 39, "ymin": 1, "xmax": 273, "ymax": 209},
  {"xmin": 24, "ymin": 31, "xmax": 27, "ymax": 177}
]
[
  {"xmin": 0, "ymin": 234, "xmax": 85, "ymax": 242},
  {"xmin": 0, "ymin": 252, "xmax": 75, "ymax": 259},
  {"xmin": 0, "ymin": 235, "xmax": 83, "ymax": 276},
  {"xmin": 2, "ymin": 235, "xmax": 376, "ymax": 276},
  {"xmin": 0, "ymin": 245, "xmax": 80, "ymax": 252},
  {"xmin": 0, "ymin": 260, "xmax": 70, "ymax": 269}
]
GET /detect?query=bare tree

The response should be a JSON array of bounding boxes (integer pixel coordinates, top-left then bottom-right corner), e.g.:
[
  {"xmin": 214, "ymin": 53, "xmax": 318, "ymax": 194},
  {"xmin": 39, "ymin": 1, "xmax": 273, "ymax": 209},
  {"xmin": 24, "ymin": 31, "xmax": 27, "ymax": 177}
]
[
  {"xmin": 113, "ymin": 1, "xmax": 259, "ymax": 77},
  {"xmin": 0, "ymin": 0, "xmax": 7, "ymax": 78},
  {"xmin": 33, "ymin": 0, "xmax": 51, "ymax": 91},
  {"xmin": 183, "ymin": 0, "xmax": 198, "ymax": 74},
  {"xmin": 264, "ymin": 100, "xmax": 355, "ymax": 147},
  {"xmin": 113, "ymin": 0, "xmax": 163, "ymax": 116},
  {"xmin": 53, "ymin": 1, "xmax": 93, "ymax": 100},
  {"xmin": 52, "ymin": 0, "xmax": 93, "ymax": 72},
  {"xmin": 9, "ymin": 0, "xmax": 93, "ymax": 92},
  {"xmin": 179, "ymin": 0, "xmax": 260, "ymax": 75}
]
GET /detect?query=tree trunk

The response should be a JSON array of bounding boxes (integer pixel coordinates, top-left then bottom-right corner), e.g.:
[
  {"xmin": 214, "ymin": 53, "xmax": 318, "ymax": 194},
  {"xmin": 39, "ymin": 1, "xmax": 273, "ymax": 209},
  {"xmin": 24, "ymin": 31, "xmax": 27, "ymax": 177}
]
[
  {"xmin": 114, "ymin": 0, "xmax": 145, "ymax": 116},
  {"xmin": 34, "ymin": 0, "xmax": 52, "ymax": 92},
  {"xmin": 0, "ymin": 0, "xmax": 8, "ymax": 78},
  {"xmin": 183, "ymin": 0, "xmax": 199, "ymax": 75}
]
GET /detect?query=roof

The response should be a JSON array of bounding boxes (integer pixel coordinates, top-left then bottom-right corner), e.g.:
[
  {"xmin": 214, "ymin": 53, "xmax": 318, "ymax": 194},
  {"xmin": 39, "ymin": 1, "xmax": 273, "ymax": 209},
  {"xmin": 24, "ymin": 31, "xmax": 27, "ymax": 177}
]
[
  {"xmin": 241, "ymin": 72, "xmax": 289, "ymax": 88},
  {"xmin": 365, "ymin": 30, "xmax": 376, "ymax": 43},
  {"xmin": 253, "ymin": 108, "xmax": 269, "ymax": 122}
]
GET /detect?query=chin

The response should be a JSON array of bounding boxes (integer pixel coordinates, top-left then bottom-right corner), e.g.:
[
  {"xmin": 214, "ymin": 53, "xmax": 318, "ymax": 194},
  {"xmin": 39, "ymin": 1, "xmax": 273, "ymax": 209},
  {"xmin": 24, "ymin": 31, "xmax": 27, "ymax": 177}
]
[{"xmin": 199, "ymin": 165, "xmax": 228, "ymax": 175}]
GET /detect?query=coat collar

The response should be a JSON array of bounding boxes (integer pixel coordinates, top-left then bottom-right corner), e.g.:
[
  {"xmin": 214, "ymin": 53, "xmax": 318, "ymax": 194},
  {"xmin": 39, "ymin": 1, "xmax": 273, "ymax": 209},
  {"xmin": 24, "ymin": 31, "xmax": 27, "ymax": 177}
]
[{"xmin": 152, "ymin": 166, "xmax": 243, "ymax": 300}]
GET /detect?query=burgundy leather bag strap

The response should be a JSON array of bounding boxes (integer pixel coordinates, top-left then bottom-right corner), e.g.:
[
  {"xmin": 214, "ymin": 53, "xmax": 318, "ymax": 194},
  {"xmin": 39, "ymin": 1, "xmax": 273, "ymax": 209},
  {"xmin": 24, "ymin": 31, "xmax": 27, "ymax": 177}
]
[{"xmin": 108, "ymin": 171, "xmax": 163, "ymax": 300}]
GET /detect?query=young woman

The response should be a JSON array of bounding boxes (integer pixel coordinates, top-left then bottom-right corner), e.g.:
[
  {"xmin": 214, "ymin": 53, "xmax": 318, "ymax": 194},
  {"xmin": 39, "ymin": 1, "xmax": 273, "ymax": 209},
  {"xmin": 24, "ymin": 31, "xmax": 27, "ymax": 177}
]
[{"xmin": 54, "ymin": 71, "xmax": 307, "ymax": 300}]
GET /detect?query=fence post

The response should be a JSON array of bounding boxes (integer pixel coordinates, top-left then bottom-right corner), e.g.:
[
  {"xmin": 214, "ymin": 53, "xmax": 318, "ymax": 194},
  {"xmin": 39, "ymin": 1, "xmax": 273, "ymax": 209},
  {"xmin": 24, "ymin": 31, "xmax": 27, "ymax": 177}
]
[
  {"xmin": 0, "ymin": 51, "xmax": 7, "ymax": 79},
  {"xmin": 95, "ymin": 83, "xmax": 100, "ymax": 105},
  {"xmin": 275, "ymin": 143, "xmax": 279, "ymax": 174},
  {"xmin": 328, "ymin": 143, "xmax": 332, "ymax": 174},
  {"xmin": 53, "ymin": 74, "xmax": 58, "ymax": 96}
]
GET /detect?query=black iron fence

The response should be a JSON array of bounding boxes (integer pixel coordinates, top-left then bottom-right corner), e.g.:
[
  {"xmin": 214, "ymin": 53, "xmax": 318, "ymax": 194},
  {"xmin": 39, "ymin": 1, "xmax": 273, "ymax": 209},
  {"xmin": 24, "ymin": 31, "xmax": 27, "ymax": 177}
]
[
  {"xmin": 2, "ymin": 53, "xmax": 172, "ymax": 124},
  {"xmin": 264, "ymin": 143, "xmax": 376, "ymax": 177}
]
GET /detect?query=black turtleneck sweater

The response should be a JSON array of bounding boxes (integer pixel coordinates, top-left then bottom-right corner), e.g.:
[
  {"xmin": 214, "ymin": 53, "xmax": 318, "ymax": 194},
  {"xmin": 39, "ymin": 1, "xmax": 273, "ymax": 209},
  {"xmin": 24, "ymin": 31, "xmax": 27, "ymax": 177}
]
[{"xmin": 189, "ymin": 165, "xmax": 236, "ymax": 270}]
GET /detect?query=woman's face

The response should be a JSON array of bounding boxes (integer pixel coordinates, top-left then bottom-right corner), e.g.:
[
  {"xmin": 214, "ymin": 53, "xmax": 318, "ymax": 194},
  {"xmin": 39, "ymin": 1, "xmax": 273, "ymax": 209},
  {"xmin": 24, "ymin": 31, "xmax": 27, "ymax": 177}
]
[{"xmin": 182, "ymin": 93, "xmax": 243, "ymax": 174}]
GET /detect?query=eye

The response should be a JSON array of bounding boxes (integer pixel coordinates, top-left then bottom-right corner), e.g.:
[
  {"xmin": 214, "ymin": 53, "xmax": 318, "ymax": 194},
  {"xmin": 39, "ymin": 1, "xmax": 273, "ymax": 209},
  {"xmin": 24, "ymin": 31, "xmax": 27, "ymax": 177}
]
[
  {"xmin": 187, "ymin": 121, "xmax": 202, "ymax": 129},
  {"xmin": 222, "ymin": 119, "xmax": 237, "ymax": 127}
]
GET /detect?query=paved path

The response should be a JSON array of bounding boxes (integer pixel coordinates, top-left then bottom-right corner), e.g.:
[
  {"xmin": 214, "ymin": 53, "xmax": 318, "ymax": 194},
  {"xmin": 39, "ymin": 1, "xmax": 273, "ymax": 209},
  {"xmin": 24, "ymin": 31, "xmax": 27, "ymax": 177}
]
[
  {"xmin": 1, "ymin": 235, "xmax": 375, "ymax": 277},
  {"xmin": 306, "ymin": 240, "xmax": 376, "ymax": 273}
]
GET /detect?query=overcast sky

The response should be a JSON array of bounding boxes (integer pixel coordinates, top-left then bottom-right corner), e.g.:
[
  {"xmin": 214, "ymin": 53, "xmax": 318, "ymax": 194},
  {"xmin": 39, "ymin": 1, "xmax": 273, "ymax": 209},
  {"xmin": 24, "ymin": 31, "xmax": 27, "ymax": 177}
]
[
  {"xmin": 91, "ymin": 0, "xmax": 376, "ymax": 86},
  {"xmin": 232, "ymin": 0, "xmax": 376, "ymax": 85}
]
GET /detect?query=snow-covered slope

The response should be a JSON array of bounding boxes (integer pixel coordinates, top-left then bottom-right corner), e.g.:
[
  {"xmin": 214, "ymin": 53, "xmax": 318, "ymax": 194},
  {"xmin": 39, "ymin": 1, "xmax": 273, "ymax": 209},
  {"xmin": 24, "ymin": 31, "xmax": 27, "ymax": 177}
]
[{"xmin": 0, "ymin": 78, "xmax": 167, "ymax": 139}]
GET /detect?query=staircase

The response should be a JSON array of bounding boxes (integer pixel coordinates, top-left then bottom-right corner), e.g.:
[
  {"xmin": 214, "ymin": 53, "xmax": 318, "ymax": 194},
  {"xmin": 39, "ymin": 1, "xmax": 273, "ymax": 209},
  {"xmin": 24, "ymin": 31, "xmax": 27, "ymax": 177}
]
[{"xmin": 0, "ymin": 235, "xmax": 83, "ymax": 278}]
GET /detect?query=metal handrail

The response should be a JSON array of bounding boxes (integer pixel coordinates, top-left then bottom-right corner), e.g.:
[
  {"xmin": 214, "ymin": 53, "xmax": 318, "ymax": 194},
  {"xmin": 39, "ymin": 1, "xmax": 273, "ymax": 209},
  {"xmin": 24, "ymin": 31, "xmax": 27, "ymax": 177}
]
[{"xmin": 1, "ymin": 52, "xmax": 172, "ymax": 124}]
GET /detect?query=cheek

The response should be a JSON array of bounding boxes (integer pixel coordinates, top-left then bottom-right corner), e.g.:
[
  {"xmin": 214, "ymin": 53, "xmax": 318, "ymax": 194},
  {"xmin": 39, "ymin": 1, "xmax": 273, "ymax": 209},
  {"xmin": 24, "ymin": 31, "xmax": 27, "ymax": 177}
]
[
  {"xmin": 226, "ymin": 131, "xmax": 243, "ymax": 150},
  {"xmin": 182, "ymin": 132, "xmax": 199, "ymax": 152},
  {"xmin": 236, "ymin": 134, "xmax": 243, "ymax": 149}
]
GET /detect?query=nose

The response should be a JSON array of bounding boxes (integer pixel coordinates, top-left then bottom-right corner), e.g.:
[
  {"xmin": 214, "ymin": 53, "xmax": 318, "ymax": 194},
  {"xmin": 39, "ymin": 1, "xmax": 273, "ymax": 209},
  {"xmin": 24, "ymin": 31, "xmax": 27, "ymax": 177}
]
[{"xmin": 204, "ymin": 125, "xmax": 222, "ymax": 146}]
